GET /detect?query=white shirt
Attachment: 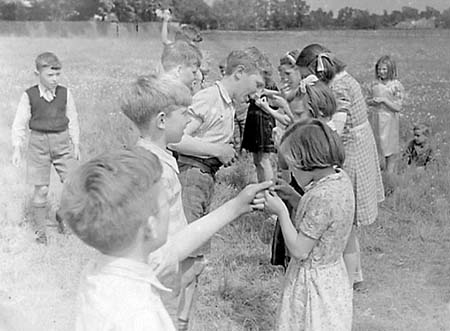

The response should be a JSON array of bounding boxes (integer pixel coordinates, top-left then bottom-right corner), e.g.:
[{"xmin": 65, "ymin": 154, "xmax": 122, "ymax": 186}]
[
  {"xmin": 76, "ymin": 248, "xmax": 178, "ymax": 331},
  {"xmin": 11, "ymin": 84, "xmax": 80, "ymax": 148},
  {"xmin": 185, "ymin": 81, "xmax": 235, "ymax": 145},
  {"xmin": 136, "ymin": 138, "xmax": 188, "ymax": 235}
]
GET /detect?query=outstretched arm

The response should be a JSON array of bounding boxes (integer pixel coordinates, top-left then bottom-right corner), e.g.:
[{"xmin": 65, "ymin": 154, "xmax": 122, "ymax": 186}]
[{"xmin": 172, "ymin": 181, "xmax": 271, "ymax": 262}]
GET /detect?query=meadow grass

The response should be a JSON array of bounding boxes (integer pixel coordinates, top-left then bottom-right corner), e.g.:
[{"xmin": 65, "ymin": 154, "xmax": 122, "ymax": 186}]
[{"xmin": 0, "ymin": 30, "xmax": 449, "ymax": 330}]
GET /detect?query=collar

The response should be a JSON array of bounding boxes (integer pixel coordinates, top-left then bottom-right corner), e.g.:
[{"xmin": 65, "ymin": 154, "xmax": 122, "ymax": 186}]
[
  {"xmin": 215, "ymin": 81, "xmax": 233, "ymax": 106},
  {"xmin": 304, "ymin": 168, "xmax": 343, "ymax": 192},
  {"xmin": 93, "ymin": 255, "xmax": 171, "ymax": 292},
  {"xmin": 334, "ymin": 71, "xmax": 347, "ymax": 80},
  {"xmin": 38, "ymin": 84, "xmax": 56, "ymax": 98},
  {"xmin": 137, "ymin": 138, "xmax": 179, "ymax": 174}
]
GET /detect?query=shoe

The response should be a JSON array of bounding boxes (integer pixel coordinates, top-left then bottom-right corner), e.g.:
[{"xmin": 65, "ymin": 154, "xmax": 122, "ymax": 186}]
[
  {"xmin": 353, "ymin": 281, "xmax": 368, "ymax": 293},
  {"xmin": 35, "ymin": 230, "xmax": 48, "ymax": 245}
]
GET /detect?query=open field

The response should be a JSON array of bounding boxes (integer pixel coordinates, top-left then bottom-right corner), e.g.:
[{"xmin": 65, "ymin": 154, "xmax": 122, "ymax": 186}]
[{"xmin": 0, "ymin": 30, "xmax": 450, "ymax": 330}]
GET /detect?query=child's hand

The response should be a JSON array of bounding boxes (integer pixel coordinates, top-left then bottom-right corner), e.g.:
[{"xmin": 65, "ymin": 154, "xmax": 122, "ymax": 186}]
[
  {"xmin": 273, "ymin": 177, "xmax": 301, "ymax": 207},
  {"xmin": 264, "ymin": 190, "xmax": 289, "ymax": 217},
  {"xmin": 156, "ymin": 8, "xmax": 172, "ymax": 21},
  {"xmin": 255, "ymin": 96, "xmax": 269, "ymax": 111},
  {"xmin": 12, "ymin": 147, "xmax": 21, "ymax": 167},
  {"xmin": 215, "ymin": 143, "xmax": 237, "ymax": 167},
  {"xmin": 73, "ymin": 144, "xmax": 81, "ymax": 161},
  {"xmin": 235, "ymin": 181, "xmax": 273, "ymax": 214}
]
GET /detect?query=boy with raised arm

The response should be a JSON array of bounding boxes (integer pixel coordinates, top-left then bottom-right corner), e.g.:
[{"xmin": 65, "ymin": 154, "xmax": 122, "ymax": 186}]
[{"xmin": 59, "ymin": 148, "xmax": 269, "ymax": 331}]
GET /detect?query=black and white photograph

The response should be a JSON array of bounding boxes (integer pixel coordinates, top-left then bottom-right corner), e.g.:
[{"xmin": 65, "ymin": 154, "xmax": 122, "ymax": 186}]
[{"xmin": 1, "ymin": 0, "xmax": 449, "ymax": 330}]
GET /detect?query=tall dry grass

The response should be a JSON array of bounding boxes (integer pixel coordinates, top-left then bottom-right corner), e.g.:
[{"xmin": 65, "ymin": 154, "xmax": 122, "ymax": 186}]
[{"xmin": 0, "ymin": 31, "xmax": 449, "ymax": 330}]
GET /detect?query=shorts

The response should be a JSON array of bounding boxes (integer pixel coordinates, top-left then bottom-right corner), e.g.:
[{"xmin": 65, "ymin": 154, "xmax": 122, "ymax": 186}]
[{"xmin": 27, "ymin": 130, "xmax": 75, "ymax": 186}]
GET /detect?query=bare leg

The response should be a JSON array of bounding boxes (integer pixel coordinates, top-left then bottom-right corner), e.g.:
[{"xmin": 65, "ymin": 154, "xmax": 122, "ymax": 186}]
[
  {"xmin": 343, "ymin": 226, "xmax": 363, "ymax": 286},
  {"xmin": 385, "ymin": 154, "xmax": 398, "ymax": 174},
  {"xmin": 253, "ymin": 152, "xmax": 273, "ymax": 183}
]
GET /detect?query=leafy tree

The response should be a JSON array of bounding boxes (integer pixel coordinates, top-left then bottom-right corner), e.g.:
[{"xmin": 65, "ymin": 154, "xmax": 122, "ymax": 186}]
[
  {"xmin": 401, "ymin": 6, "xmax": 419, "ymax": 20},
  {"xmin": 441, "ymin": 7, "xmax": 450, "ymax": 28}
]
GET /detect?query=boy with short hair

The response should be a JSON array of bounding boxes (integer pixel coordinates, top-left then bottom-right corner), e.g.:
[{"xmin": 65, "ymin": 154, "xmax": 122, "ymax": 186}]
[
  {"xmin": 59, "ymin": 148, "xmax": 269, "ymax": 331},
  {"xmin": 170, "ymin": 47, "xmax": 266, "ymax": 328},
  {"xmin": 160, "ymin": 39, "xmax": 203, "ymax": 92},
  {"xmin": 403, "ymin": 123, "xmax": 433, "ymax": 168},
  {"xmin": 11, "ymin": 52, "xmax": 80, "ymax": 244},
  {"xmin": 121, "ymin": 73, "xmax": 192, "ymax": 328}
]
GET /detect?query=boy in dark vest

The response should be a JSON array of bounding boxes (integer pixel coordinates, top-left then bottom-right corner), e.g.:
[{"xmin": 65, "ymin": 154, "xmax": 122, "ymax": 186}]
[{"xmin": 11, "ymin": 52, "xmax": 80, "ymax": 244}]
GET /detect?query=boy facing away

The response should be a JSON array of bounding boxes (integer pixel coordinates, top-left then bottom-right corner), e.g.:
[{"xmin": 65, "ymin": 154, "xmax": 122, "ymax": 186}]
[
  {"xmin": 59, "ymin": 148, "xmax": 270, "ymax": 331},
  {"xmin": 11, "ymin": 52, "xmax": 80, "ymax": 244}
]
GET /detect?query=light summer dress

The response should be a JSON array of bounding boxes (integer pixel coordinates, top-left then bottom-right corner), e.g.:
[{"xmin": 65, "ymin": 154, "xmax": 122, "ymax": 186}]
[
  {"xmin": 276, "ymin": 169, "xmax": 355, "ymax": 331},
  {"xmin": 370, "ymin": 79, "xmax": 405, "ymax": 157}
]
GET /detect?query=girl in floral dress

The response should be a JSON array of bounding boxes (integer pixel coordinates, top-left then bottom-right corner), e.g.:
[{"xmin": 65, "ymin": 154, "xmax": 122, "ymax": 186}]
[
  {"xmin": 296, "ymin": 44, "xmax": 384, "ymax": 289},
  {"xmin": 367, "ymin": 55, "xmax": 405, "ymax": 173},
  {"xmin": 266, "ymin": 119, "xmax": 354, "ymax": 330}
]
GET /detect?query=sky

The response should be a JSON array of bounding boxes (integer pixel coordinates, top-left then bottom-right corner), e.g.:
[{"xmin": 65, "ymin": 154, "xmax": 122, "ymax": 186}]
[{"xmin": 204, "ymin": 1, "xmax": 449, "ymax": 14}]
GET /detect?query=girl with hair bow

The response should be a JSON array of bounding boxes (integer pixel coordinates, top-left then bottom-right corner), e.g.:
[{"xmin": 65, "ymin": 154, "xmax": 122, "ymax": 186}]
[{"xmin": 297, "ymin": 43, "xmax": 384, "ymax": 292}]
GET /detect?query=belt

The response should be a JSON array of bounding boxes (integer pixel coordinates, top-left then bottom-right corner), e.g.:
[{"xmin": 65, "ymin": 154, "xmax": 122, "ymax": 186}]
[{"xmin": 177, "ymin": 154, "xmax": 222, "ymax": 176}]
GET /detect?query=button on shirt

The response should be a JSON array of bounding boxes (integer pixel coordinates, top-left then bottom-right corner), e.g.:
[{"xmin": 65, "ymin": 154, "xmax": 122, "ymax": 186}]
[
  {"xmin": 185, "ymin": 81, "xmax": 235, "ymax": 145},
  {"xmin": 136, "ymin": 138, "xmax": 188, "ymax": 235},
  {"xmin": 11, "ymin": 84, "xmax": 80, "ymax": 148},
  {"xmin": 76, "ymin": 245, "xmax": 178, "ymax": 331}
]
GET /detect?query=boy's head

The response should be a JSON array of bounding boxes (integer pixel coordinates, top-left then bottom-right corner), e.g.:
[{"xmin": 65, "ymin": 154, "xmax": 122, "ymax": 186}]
[
  {"xmin": 34, "ymin": 52, "xmax": 62, "ymax": 90},
  {"xmin": 224, "ymin": 48, "xmax": 266, "ymax": 101},
  {"xmin": 413, "ymin": 123, "xmax": 430, "ymax": 146},
  {"xmin": 161, "ymin": 40, "xmax": 202, "ymax": 88},
  {"xmin": 59, "ymin": 148, "xmax": 167, "ymax": 256},
  {"xmin": 121, "ymin": 74, "xmax": 192, "ymax": 144},
  {"xmin": 175, "ymin": 24, "xmax": 202, "ymax": 44}
]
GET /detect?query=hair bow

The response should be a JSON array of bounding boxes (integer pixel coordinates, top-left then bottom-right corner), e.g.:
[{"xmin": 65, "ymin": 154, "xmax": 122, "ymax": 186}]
[
  {"xmin": 299, "ymin": 74, "xmax": 319, "ymax": 94},
  {"xmin": 285, "ymin": 52, "xmax": 297, "ymax": 66},
  {"xmin": 316, "ymin": 53, "xmax": 331, "ymax": 72}
]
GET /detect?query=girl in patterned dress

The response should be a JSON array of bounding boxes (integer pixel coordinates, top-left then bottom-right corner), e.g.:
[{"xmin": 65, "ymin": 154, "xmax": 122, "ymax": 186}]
[
  {"xmin": 296, "ymin": 44, "xmax": 384, "ymax": 289},
  {"xmin": 266, "ymin": 119, "xmax": 354, "ymax": 331},
  {"xmin": 367, "ymin": 55, "xmax": 405, "ymax": 173}
]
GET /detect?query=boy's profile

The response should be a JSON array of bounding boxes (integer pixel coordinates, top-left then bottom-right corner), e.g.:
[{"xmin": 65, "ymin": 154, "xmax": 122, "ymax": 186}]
[
  {"xmin": 170, "ymin": 47, "xmax": 266, "ymax": 327},
  {"xmin": 11, "ymin": 51, "xmax": 80, "ymax": 244},
  {"xmin": 59, "ymin": 148, "xmax": 269, "ymax": 330}
]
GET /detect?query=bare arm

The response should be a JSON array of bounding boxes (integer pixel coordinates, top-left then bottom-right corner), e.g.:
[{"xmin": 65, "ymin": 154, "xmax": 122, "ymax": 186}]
[
  {"xmin": 172, "ymin": 182, "xmax": 271, "ymax": 262},
  {"xmin": 264, "ymin": 191, "xmax": 316, "ymax": 259}
]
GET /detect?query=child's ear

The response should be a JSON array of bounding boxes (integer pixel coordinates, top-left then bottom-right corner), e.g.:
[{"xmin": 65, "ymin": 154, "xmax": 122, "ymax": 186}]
[
  {"xmin": 155, "ymin": 112, "xmax": 166, "ymax": 129},
  {"xmin": 142, "ymin": 216, "xmax": 159, "ymax": 242},
  {"xmin": 233, "ymin": 65, "xmax": 245, "ymax": 80},
  {"xmin": 34, "ymin": 69, "xmax": 40, "ymax": 77}
]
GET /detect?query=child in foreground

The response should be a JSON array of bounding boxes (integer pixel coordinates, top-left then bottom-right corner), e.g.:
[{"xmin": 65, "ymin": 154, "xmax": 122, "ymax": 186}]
[
  {"xmin": 265, "ymin": 119, "xmax": 354, "ymax": 330},
  {"xmin": 403, "ymin": 123, "xmax": 433, "ymax": 168},
  {"xmin": 11, "ymin": 52, "xmax": 80, "ymax": 244},
  {"xmin": 59, "ymin": 148, "xmax": 270, "ymax": 331},
  {"xmin": 368, "ymin": 55, "xmax": 404, "ymax": 173}
]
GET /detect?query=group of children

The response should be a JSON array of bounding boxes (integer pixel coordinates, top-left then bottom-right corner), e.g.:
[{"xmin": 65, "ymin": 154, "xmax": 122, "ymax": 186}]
[{"xmin": 10, "ymin": 18, "xmax": 435, "ymax": 331}]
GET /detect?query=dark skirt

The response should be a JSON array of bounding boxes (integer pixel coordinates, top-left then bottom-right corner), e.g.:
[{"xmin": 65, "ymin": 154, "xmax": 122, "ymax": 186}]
[
  {"xmin": 241, "ymin": 101, "xmax": 276, "ymax": 153},
  {"xmin": 271, "ymin": 175, "xmax": 304, "ymax": 269}
]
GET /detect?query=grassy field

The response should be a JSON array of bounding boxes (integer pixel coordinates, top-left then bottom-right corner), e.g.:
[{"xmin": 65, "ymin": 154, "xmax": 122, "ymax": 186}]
[{"xmin": 0, "ymin": 30, "xmax": 450, "ymax": 330}]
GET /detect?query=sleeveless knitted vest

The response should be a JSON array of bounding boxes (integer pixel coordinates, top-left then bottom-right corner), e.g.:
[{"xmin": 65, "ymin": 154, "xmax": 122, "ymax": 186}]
[{"xmin": 27, "ymin": 85, "xmax": 69, "ymax": 132}]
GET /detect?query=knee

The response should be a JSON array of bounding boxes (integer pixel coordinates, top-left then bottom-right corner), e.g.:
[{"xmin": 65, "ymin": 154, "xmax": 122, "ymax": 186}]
[{"xmin": 33, "ymin": 185, "xmax": 49, "ymax": 205}]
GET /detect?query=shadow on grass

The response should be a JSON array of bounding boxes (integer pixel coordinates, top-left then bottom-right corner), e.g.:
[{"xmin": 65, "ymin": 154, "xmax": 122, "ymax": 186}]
[{"xmin": 219, "ymin": 283, "xmax": 275, "ymax": 331}]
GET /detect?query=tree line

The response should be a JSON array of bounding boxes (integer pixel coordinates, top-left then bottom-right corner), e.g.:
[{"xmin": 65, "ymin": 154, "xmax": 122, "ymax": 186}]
[{"xmin": 1, "ymin": 0, "xmax": 450, "ymax": 30}]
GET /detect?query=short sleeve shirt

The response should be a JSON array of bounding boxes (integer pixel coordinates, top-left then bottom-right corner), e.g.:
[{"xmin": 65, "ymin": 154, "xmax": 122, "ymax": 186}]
[{"xmin": 185, "ymin": 81, "xmax": 235, "ymax": 144}]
